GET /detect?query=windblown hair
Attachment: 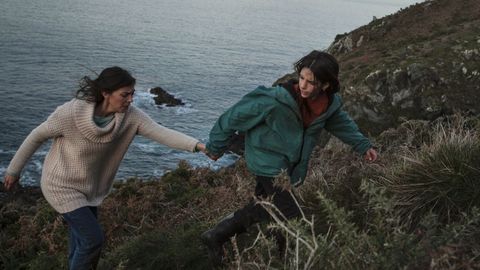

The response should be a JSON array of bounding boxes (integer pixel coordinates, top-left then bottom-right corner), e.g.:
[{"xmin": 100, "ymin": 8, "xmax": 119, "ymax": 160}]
[
  {"xmin": 76, "ymin": 66, "xmax": 136, "ymax": 103},
  {"xmin": 294, "ymin": 50, "xmax": 340, "ymax": 94}
]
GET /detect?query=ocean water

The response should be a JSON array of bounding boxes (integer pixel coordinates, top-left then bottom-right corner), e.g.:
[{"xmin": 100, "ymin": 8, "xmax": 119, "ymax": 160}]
[{"xmin": 0, "ymin": 0, "xmax": 420, "ymax": 186}]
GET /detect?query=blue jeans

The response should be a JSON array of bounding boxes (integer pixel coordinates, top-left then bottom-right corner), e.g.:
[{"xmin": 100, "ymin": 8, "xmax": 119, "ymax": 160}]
[{"xmin": 62, "ymin": 206, "xmax": 105, "ymax": 270}]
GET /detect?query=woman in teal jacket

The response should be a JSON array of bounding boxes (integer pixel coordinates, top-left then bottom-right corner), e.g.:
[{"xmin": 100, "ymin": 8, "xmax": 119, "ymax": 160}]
[{"xmin": 202, "ymin": 50, "xmax": 378, "ymax": 266}]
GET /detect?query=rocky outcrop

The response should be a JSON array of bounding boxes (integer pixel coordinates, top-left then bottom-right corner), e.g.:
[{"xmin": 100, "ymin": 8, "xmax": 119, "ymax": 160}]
[
  {"xmin": 328, "ymin": 34, "xmax": 354, "ymax": 54},
  {"xmin": 273, "ymin": 0, "xmax": 480, "ymax": 137},
  {"xmin": 342, "ymin": 63, "xmax": 447, "ymax": 126},
  {"xmin": 327, "ymin": 0, "xmax": 480, "ymax": 135},
  {"xmin": 150, "ymin": 87, "xmax": 185, "ymax": 106}
]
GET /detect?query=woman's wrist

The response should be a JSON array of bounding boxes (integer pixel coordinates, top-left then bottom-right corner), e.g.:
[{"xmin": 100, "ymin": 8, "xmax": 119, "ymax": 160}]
[
  {"xmin": 194, "ymin": 142, "xmax": 205, "ymax": 153},
  {"xmin": 194, "ymin": 142, "xmax": 199, "ymax": 152}
]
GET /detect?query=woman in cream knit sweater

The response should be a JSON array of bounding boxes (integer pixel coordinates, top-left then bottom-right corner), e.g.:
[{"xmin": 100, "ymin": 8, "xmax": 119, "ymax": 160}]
[{"xmin": 3, "ymin": 66, "xmax": 205, "ymax": 270}]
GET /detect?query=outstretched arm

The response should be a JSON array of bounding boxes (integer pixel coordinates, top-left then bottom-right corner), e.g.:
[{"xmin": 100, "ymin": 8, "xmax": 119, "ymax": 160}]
[
  {"xmin": 207, "ymin": 94, "xmax": 273, "ymax": 158},
  {"xmin": 324, "ymin": 108, "xmax": 373, "ymax": 156},
  {"xmin": 5, "ymin": 118, "xmax": 60, "ymax": 187},
  {"xmin": 136, "ymin": 108, "xmax": 199, "ymax": 152}
]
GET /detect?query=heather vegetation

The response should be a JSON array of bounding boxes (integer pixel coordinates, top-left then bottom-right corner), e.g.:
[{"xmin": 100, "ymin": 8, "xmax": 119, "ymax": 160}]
[{"xmin": 1, "ymin": 114, "xmax": 479, "ymax": 269}]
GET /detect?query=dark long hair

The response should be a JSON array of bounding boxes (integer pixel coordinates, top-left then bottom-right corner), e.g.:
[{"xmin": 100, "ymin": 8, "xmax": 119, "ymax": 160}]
[
  {"xmin": 294, "ymin": 50, "xmax": 340, "ymax": 94},
  {"xmin": 76, "ymin": 66, "xmax": 136, "ymax": 103}
]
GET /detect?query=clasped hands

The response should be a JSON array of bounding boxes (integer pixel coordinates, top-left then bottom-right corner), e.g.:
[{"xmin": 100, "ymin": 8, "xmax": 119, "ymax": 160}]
[{"xmin": 195, "ymin": 142, "xmax": 221, "ymax": 161}]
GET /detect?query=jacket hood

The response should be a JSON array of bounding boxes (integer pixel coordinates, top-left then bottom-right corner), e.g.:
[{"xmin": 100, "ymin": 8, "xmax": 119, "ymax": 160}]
[
  {"xmin": 248, "ymin": 85, "xmax": 301, "ymax": 117},
  {"xmin": 249, "ymin": 83, "xmax": 344, "ymax": 127}
]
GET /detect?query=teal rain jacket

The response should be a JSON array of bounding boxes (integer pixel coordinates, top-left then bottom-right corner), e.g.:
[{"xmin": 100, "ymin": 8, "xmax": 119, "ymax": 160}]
[{"xmin": 206, "ymin": 85, "xmax": 372, "ymax": 186}]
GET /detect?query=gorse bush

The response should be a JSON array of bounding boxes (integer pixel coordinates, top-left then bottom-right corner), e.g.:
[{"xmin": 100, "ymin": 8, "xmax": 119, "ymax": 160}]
[
  {"xmin": 234, "ymin": 179, "xmax": 480, "ymax": 269},
  {"xmin": 162, "ymin": 160, "xmax": 208, "ymax": 205},
  {"xmin": 233, "ymin": 181, "xmax": 428, "ymax": 270}
]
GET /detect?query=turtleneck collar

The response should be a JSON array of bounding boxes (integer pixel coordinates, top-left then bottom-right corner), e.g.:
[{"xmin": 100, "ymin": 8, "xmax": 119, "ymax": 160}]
[{"xmin": 73, "ymin": 99, "xmax": 126, "ymax": 143}]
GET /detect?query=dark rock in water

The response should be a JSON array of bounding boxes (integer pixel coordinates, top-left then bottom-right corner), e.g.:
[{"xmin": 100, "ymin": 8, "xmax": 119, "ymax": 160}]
[{"xmin": 150, "ymin": 87, "xmax": 185, "ymax": 106}]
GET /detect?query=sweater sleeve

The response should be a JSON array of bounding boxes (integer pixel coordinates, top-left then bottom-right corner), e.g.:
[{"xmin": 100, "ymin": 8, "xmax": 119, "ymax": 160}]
[
  {"xmin": 324, "ymin": 107, "xmax": 372, "ymax": 155},
  {"xmin": 6, "ymin": 112, "xmax": 64, "ymax": 177},
  {"xmin": 135, "ymin": 109, "xmax": 198, "ymax": 152}
]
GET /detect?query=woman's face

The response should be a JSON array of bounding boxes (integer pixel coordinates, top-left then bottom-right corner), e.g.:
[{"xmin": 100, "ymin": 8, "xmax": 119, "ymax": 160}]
[
  {"xmin": 102, "ymin": 85, "xmax": 135, "ymax": 113},
  {"xmin": 298, "ymin": 67, "xmax": 329, "ymax": 99}
]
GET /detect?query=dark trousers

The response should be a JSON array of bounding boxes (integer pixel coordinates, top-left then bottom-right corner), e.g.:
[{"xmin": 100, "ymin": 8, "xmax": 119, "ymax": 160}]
[
  {"xmin": 62, "ymin": 206, "xmax": 104, "ymax": 270},
  {"xmin": 234, "ymin": 175, "xmax": 301, "ymax": 229}
]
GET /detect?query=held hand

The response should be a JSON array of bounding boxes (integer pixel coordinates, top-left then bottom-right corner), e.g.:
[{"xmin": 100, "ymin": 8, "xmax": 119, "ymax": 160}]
[
  {"xmin": 3, "ymin": 174, "xmax": 20, "ymax": 191},
  {"xmin": 206, "ymin": 152, "xmax": 220, "ymax": 161},
  {"xmin": 200, "ymin": 142, "xmax": 222, "ymax": 161},
  {"xmin": 195, "ymin": 142, "xmax": 206, "ymax": 153},
  {"xmin": 203, "ymin": 148, "xmax": 221, "ymax": 161},
  {"xmin": 364, "ymin": 148, "xmax": 378, "ymax": 162}
]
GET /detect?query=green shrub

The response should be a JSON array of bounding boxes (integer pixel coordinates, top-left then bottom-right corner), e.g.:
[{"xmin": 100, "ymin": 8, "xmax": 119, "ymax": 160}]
[
  {"xmin": 381, "ymin": 116, "xmax": 480, "ymax": 225},
  {"xmin": 0, "ymin": 198, "xmax": 68, "ymax": 270},
  {"xmin": 100, "ymin": 224, "xmax": 210, "ymax": 270},
  {"xmin": 20, "ymin": 252, "xmax": 66, "ymax": 270},
  {"xmin": 161, "ymin": 161, "xmax": 208, "ymax": 205}
]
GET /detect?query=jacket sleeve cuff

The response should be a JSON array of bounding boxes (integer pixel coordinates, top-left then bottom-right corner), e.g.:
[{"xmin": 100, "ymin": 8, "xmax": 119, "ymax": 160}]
[
  {"xmin": 355, "ymin": 141, "xmax": 373, "ymax": 155},
  {"xmin": 206, "ymin": 142, "xmax": 224, "ymax": 156}
]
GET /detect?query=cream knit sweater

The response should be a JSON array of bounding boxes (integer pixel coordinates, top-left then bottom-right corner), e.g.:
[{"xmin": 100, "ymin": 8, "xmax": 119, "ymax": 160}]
[{"xmin": 6, "ymin": 99, "xmax": 199, "ymax": 213}]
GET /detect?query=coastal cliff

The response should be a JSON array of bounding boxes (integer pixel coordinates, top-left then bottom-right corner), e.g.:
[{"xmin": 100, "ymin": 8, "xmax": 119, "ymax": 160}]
[
  {"xmin": 333, "ymin": 0, "xmax": 480, "ymax": 135},
  {"xmin": 277, "ymin": 0, "xmax": 480, "ymax": 135},
  {"xmin": 1, "ymin": 0, "xmax": 480, "ymax": 269}
]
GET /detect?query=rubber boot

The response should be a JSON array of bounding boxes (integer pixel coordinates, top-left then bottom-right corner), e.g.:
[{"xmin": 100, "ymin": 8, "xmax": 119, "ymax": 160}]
[{"xmin": 201, "ymin": 213, "xmax": 246, "ymax": 267}]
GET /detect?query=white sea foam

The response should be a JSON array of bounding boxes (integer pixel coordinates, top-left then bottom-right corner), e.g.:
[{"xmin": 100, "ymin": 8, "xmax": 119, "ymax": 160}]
[
  {"xmin": 174, "ymin": 106, "xmax": 198, "ymax": 115},
  {"xmin": 33, "ymin": 160, "xmax": 43, "ymax": 171},
  {"xmin": 134, "ymin": 88, "xmax": 196, "ymax": 114},
  {"xmin": 0, "ymin": 149, "xmax": 20, "ymax": 155},
  {"xmin": 132, "ymin": 142, "xmax": 158, "ymax": 153},
  {"xmin": 151, "ymin": 168, "xmax": 165, "ymax": 177},
  {"xmin": 35, "ymin": 150, "xmax": 48, "ymax": 156},
  {"xmin": 17, "ymin": 170, "xmax": 38, "ymax": 186},
  {"xmin": 133, "ymin": 89, "xmax": 157, "ymax": 107}
]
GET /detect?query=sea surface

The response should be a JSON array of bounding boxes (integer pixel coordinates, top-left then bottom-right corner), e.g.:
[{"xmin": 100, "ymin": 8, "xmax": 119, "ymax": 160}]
[{"xmin": 0, "ymin": 0, "xmax": 420, "ymax": 186}]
